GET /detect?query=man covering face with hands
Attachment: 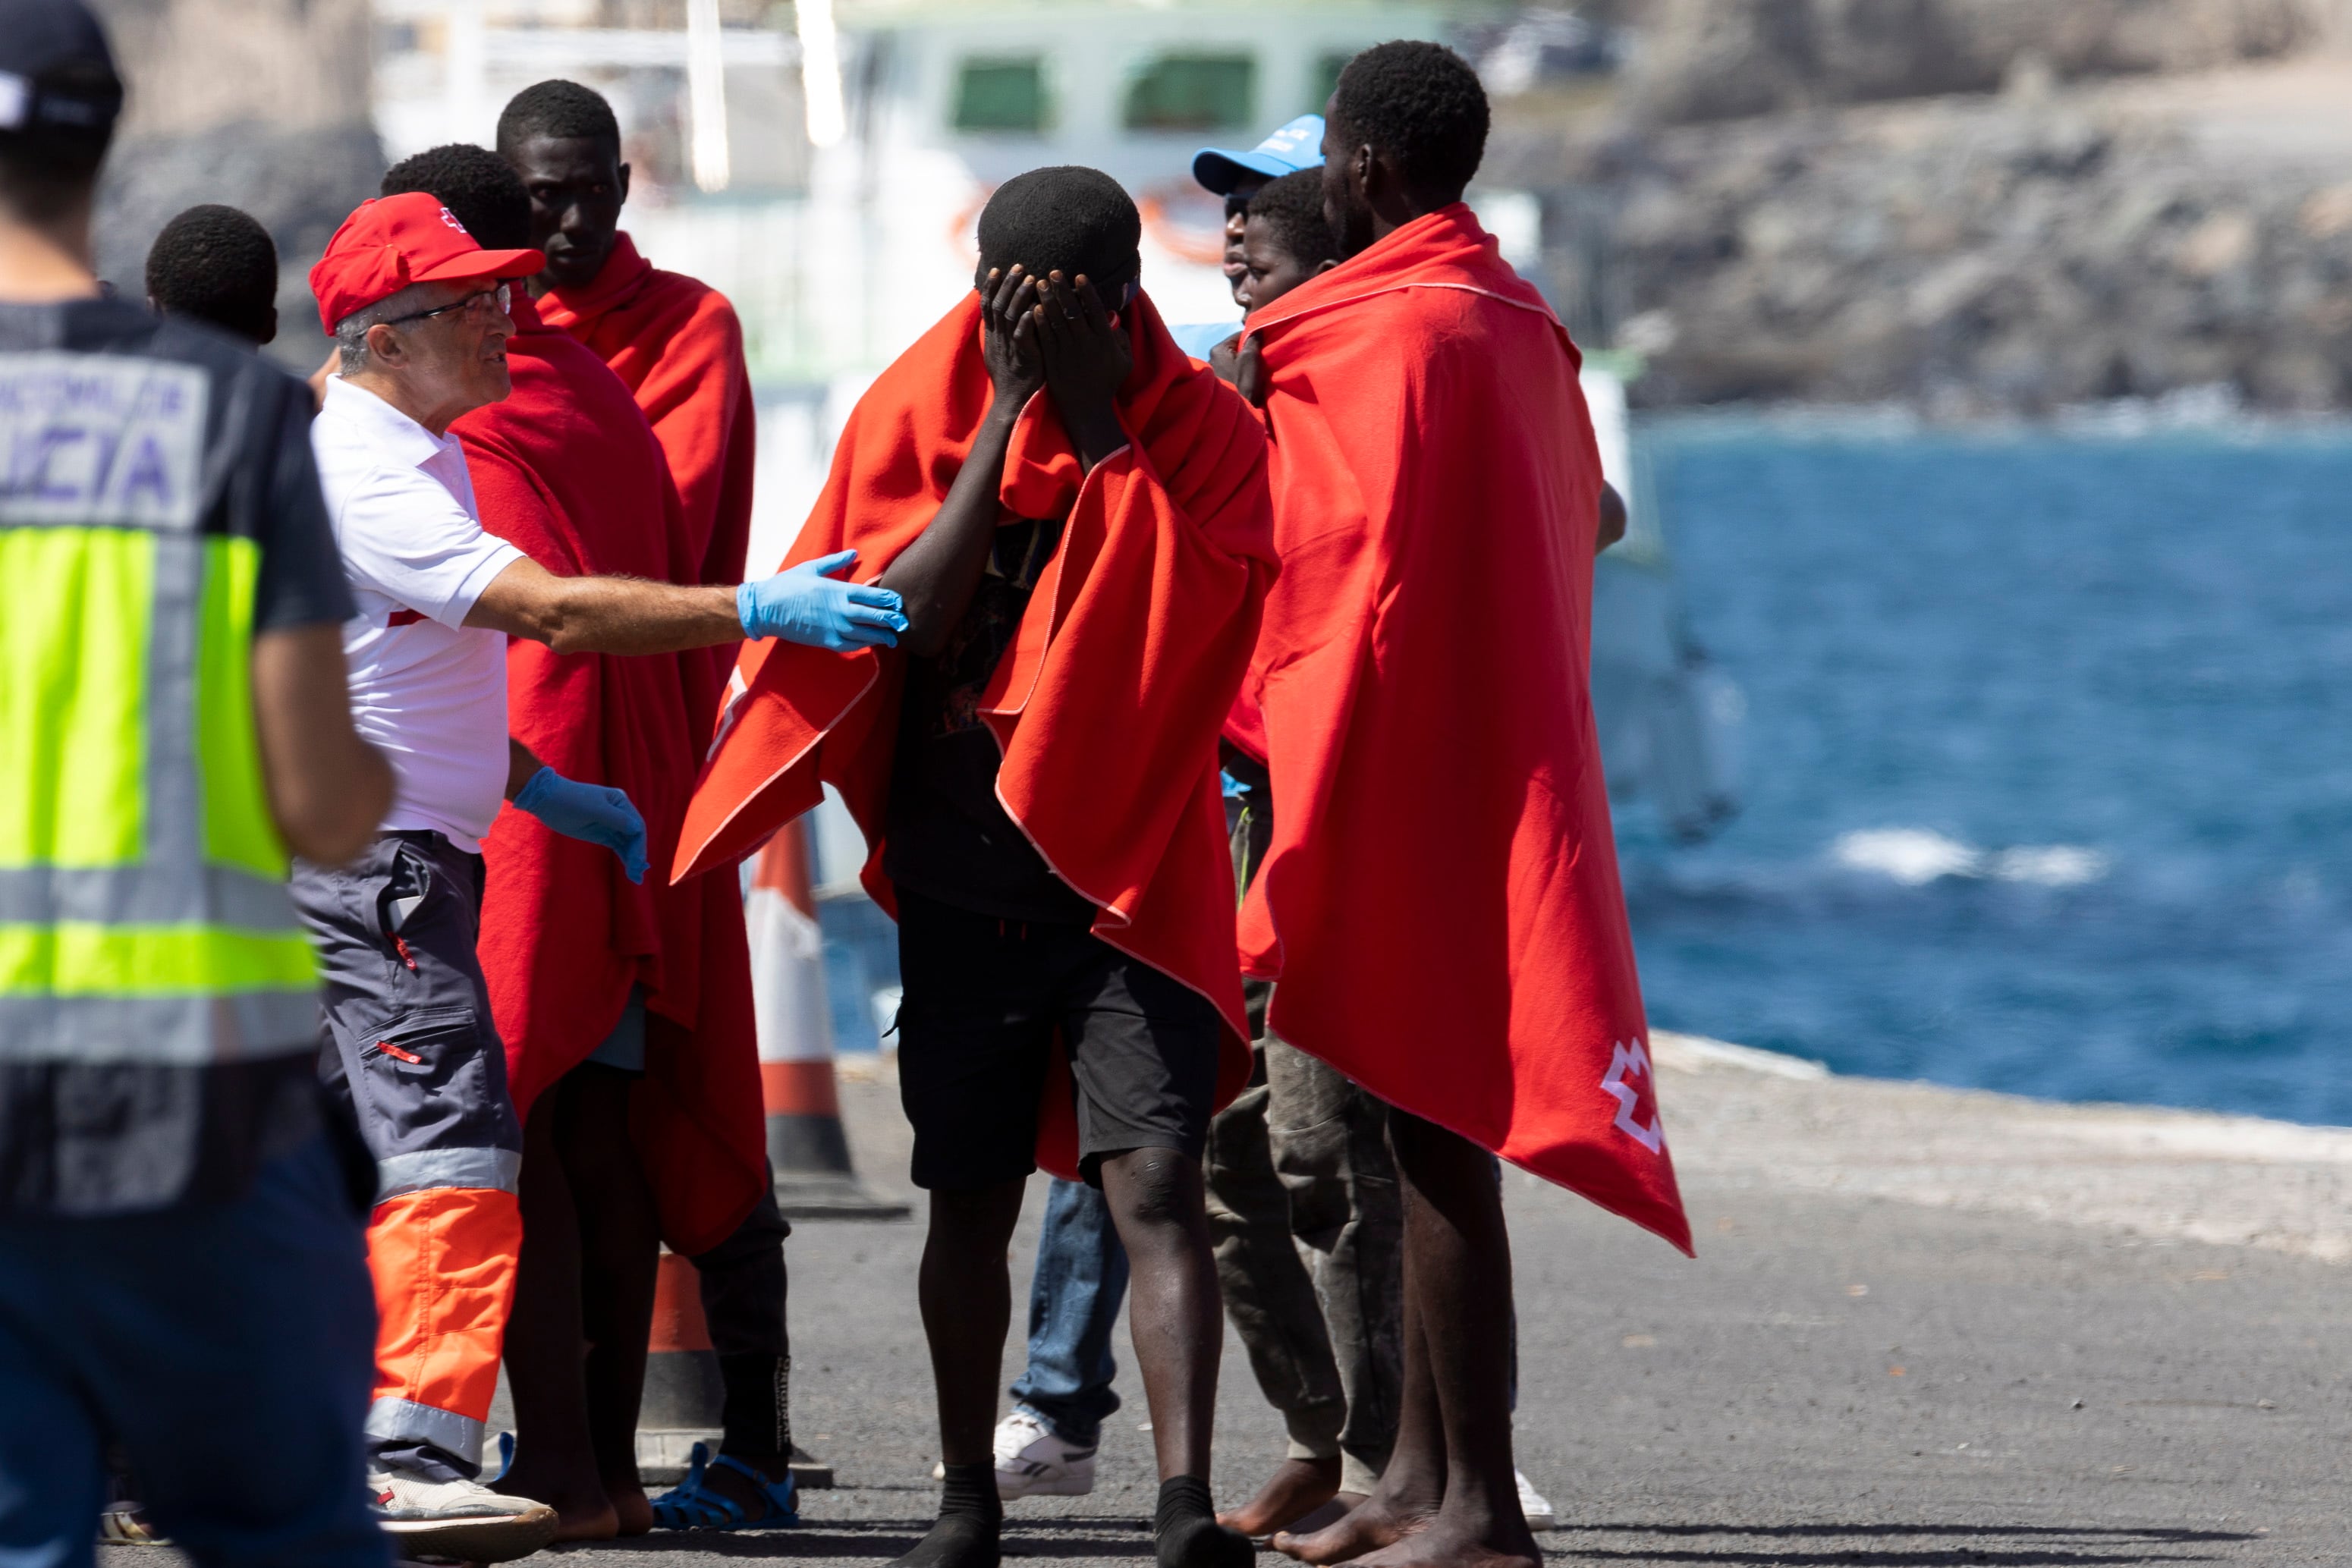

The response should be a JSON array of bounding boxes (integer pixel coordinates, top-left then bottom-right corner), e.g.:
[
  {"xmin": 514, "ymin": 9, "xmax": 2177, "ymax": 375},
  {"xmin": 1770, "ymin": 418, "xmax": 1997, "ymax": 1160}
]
[{"xmin": 674, "ymin": 165, "xmax": 1276, "ymax": 1568}]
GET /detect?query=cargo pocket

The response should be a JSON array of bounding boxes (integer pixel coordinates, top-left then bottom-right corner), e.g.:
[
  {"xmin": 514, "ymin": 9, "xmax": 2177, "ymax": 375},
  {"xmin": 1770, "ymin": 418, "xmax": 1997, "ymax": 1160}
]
[
  {"xmin": 357, "ymin": 1010, "xmax": 474, "ymax": 1082},
  {"xmin": 1266, "ymin": 1039, "xmax": 1357, "ymax": 1240},
  {"xmin": 348, "ymin": 1007, "xmax": 511, "ymax": 1161},
  {"xmin": 371, "ymin": 843, "xmax": 437, "ymax": 982}
]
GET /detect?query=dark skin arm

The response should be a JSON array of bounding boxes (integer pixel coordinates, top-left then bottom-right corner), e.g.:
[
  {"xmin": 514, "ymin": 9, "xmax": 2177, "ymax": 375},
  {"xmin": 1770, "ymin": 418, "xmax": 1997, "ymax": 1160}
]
[
  {"xmin": 877, "ymin": 266, "xmax": 1134, "ymax": 658},
  {"xmin": 1234, "ymin": 334, "xmax": 1269, "ymax": 407},
  {"xmin": 505, "ymin": 737, "xmax": 549, "ymax": 800},
  {"xmin": 877, "ymin": 266, "xmax": 1043, "ymax": 658},
  {"xmin": 1034, "ymin": 270, "xmax": 1133, "ymax": 471},
  {"xmin": 1597, "ymin": 480, "xmax": 1627, "ymax": 555},
  {"xmin": 1207, "ymin": 332, "xmax": 1244, "ymax": 385}
]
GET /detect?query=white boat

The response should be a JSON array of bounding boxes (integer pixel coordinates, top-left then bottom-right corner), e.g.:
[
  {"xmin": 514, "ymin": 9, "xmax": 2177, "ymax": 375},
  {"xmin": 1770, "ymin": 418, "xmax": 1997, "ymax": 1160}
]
[
  {"xmin": 373, "ymin": 0, "xmax": 1532, "ymax": 567},
  {"xmin": 1584, "ymin": 360, "xmax": 1742, "ymax": 844},
  {"xmin": 369, "ymin": 2, "xmax": 1734, "ymax": 1045}
]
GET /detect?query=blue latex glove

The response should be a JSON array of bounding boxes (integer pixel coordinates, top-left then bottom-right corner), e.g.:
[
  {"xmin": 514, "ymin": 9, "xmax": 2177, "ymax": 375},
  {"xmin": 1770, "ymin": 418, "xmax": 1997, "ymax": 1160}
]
[
  {"xmin": 737, "ymin": 548, "xmax": 907, "ymax": 650},
  {"xmin": 512, "ymin": 767, "xmax": 649, "ymax": 884}
]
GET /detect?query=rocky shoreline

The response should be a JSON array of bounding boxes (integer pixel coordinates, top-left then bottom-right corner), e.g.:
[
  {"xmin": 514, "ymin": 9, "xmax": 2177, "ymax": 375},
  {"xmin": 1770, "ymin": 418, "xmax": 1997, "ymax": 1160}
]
[{"xmin": 1495, "ymin": 52, "xmax": 2352, "ymax": 415}]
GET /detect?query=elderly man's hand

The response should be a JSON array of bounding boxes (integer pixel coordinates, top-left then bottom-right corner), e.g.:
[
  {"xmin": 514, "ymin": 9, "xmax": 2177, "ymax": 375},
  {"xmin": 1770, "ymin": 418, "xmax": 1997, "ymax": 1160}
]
[
  {"xmin": 512, "ymin": 767, "xmax": 649, "ymax": 883},
  {"xmin": 737, "ymin": 549, "xmax": 907, "ymax": 650}
]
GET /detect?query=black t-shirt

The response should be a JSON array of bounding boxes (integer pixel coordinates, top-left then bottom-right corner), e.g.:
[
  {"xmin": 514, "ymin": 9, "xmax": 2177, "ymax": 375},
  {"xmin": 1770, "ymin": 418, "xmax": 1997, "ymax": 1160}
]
[
  {"xmin": 0, "ymin": 297, "xmax": 357, "ymax": 1216},
  {"xmin": 885, "ymin": 516, "xmax": 1097, "ymax": 925}
]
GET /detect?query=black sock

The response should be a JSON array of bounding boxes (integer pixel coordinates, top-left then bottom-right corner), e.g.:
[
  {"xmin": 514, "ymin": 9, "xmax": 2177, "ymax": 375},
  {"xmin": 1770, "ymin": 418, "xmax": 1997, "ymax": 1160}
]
[
  {"xmin": 1156, "ymin": 1475, "xmax": 1253, "ymax": 1568},
  {"xmin": 888, "ymin": 1463, "xmax": 1001, "ymax": 1568},
  {"xmin": 941, "ymin": 1462, "xmax": 1001, "ymax": 1523},
  {"xmin": 716, "ymin": 1352, "xmax": 791, "ymax": 1473}
]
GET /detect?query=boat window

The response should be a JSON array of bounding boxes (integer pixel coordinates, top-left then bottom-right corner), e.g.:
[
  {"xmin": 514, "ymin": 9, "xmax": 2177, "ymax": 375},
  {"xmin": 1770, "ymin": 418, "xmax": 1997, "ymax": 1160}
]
[
  {"xmin": 954, "ymin": 56, "xmax": 1049, "ymax": 133},
  {"xmin": 1122, "ymin": 52, "xmax": 1256, "ymax": 132}
]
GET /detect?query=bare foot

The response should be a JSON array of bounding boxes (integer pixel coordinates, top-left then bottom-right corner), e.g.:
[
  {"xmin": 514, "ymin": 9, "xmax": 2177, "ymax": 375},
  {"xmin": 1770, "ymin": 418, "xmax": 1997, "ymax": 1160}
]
[
  {"xmin": 1281, "ymin": 1492, "xmax": 1367, "ymax": 1540},
  {"xmin": 607, "ymin": 1478, "xmax": 654, "ymax": 1537},
  {"xmin": 1273, "ymin": 1492, "xmax": 1426, "ymax": 1564},
  {"xmin": 1218, "ymin": 1456, "xmax": 1341, "ymax": 1537},
  {"xmin": 1336, "ymin": 1507, "xmax": 1539, "ymax": 1568},
  {"xmin": 492, "ymin": 1467, "xmax": 616, "ymax": 1541},
  {"xmin": 555, "ymin": 1500, "xmax": 622, "ymax": 1542}
]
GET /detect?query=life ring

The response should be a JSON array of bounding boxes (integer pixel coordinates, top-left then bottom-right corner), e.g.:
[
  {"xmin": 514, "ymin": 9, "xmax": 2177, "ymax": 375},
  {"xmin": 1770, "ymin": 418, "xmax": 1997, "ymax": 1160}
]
[
  {"xmin": 946, "ymin": 186, "xmax": 992, "ymax": 254},
  {"xmin": 1138, "ymin": 184, "xmax": 1226, "ymax": 267},
  {"xmin": 949, "ymin": 179, "xmax": 1226, "ymax": 269}
]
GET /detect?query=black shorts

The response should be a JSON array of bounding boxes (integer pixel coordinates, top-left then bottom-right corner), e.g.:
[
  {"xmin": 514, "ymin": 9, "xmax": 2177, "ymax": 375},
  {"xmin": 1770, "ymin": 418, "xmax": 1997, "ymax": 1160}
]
[{"xmin": 894, "ymin": 890, "xmax": 1223, "ymax": 1191}]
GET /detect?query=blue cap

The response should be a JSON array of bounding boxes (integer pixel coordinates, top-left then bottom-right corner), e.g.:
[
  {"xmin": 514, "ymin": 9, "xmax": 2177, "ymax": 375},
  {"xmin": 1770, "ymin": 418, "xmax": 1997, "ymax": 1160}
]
[{"xmin": 1191, "ymin": 114, "xmax": 1325, "ymax": 196}]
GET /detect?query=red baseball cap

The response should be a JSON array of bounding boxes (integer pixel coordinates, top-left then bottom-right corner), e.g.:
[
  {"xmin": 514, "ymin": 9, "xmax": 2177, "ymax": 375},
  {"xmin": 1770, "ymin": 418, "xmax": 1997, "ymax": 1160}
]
[{"xmin": 310, "ymin": 191, "xmax": 547, "ymax": 335}]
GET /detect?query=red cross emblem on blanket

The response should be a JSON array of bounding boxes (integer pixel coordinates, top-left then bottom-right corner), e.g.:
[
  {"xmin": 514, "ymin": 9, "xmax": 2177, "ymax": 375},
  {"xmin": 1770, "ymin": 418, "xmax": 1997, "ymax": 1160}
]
[{"xmin": 1599, "ymin": 1038, "xmax": 1664, "ymax": 1155}]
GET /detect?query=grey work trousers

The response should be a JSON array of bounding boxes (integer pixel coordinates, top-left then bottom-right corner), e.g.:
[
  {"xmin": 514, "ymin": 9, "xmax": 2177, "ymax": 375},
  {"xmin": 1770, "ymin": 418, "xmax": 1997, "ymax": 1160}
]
[
  {"xmin": 1206, "ymin": 758, "xmax": 1405, "ymax": 1494},
  {"xmin": 1204, "ymin": 1036, "xmax": 1404, "ymax": 1494},
  {"xmin": 291, "ymin": 830, "xmax": 523, "ymax": 1482}
]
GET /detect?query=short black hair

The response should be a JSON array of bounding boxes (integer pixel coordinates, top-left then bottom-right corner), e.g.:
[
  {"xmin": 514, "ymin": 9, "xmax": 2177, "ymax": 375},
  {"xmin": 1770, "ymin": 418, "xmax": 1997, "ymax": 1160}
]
[
  {"xmin": 0, "ymin": 58, "xmax": 122, "ymax": 222},
  {"xmin": 496, "ymin": 79, "xmax": 621, "ymax": 155},
  {"xmin": 144, "ymin": 204, "xmax": 278, "ymax": 344},
  {"xmin": 1331, "ymin": 41, "xmax": 1489, "ymax": 203},
  {"xmin": 381, "ymin": 143, "xmax": 534, "ymax": 251},
  {"xmin": 1245, "ymin": 169, "xmax": 1338, "ymax": 269},
  {"xmin": 975, "ymin": 166, "xmax": 1140, "ymax": 291}
]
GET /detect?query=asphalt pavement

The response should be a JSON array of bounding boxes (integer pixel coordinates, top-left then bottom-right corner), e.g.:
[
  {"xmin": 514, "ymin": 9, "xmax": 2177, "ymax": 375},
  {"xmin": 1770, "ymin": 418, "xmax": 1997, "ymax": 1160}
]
[{"xmin": 105, "ymin": 1041, "xmax": 2352, "ymax": 1567}]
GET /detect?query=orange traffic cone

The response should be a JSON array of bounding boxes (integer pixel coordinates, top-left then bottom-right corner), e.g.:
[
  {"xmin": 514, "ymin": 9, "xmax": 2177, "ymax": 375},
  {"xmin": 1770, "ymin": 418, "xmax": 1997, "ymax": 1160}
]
[
  {"xmin": 747, "ymin": 820, "xmax": 906, "ymax": 1220},
  {"xmin": 636, "ymin": 1249, "xmax": 837, "ymax": 1489},
  {"xmin": 637, "ymin": 1248, "xmax": 723, "ymax": 1482}
]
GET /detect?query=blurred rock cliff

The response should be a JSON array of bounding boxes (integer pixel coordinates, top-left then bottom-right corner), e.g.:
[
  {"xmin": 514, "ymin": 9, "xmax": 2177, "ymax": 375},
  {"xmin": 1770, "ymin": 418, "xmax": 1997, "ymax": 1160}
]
[
  {"xmin": 1495, "ymin": 0, "xmax": 2352, "ymax": 413},
  {"xmin": 90, "ymin": 0, "xmax": 381, "ymax": 363}
]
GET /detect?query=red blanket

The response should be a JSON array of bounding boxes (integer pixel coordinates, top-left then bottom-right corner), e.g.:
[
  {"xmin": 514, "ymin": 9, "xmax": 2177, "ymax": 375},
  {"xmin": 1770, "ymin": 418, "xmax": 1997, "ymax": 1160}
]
[
  {"xmin": 674, "ymin": 291, "xmax": 1276, "ymax": 1174},
  {"xmin": 458, "ymin": 294, "xmax": 765, "ymax": 1256},
  {"xmin": 1236, "ymin": 206, "xmax": 1691, "ymax": 1254},
  {"xmin": 536, "ymin": 231, "xmax": 757, "ymax": 700}
]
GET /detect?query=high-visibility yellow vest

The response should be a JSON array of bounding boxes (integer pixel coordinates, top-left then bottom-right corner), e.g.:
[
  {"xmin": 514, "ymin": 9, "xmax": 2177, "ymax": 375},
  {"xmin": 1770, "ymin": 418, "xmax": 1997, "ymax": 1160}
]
[{"xmin": 0, "ymin": 350, "xmax": 317, "ymax": 1064}]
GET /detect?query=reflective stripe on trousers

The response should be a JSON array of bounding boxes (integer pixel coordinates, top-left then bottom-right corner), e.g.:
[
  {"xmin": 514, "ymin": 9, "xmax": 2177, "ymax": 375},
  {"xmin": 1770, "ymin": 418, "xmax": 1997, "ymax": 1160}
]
[{"xmin": 374, "ymin": 1146, "xmax": 521, "ymax": 1203}]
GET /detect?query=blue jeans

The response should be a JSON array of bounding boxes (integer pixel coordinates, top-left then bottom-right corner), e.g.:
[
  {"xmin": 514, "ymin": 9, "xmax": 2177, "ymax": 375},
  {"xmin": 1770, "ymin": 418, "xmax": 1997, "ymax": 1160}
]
[
  {"xmin": 0, "ymin": 1136, "xmax": 389, "ymax": 1568},
  {"xmin": 1008, "ymin": 1177, "xmax": 1130, "ymax": 1448}
]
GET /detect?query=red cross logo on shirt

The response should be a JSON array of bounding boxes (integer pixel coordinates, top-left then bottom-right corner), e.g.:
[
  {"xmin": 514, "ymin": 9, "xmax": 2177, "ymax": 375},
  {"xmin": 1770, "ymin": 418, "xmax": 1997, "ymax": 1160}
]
[{"xmin": 1599, "ymin": 1038, "xmax": 1665, "ymax": 1155}]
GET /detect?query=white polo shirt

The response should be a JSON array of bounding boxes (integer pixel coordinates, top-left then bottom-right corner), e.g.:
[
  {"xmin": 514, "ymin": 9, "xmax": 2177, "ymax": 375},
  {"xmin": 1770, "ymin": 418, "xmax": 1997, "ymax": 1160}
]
[{"xmin": 311, "ymin": 376, "xmax": 525, "ymax": 853}]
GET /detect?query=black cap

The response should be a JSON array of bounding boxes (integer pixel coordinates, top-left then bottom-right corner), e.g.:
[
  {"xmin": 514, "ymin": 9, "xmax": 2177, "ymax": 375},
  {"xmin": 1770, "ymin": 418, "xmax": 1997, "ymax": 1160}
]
[{"xmin": 0, "ymin": 0, "xmax": 123, "ymax": 141}]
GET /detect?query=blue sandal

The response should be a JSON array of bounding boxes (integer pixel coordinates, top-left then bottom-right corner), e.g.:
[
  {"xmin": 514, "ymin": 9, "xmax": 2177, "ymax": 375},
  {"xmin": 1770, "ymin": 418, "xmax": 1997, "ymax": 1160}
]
[{"xmin": 649, "ymin": 1442, "xmax": 800, "ymax": 1531}]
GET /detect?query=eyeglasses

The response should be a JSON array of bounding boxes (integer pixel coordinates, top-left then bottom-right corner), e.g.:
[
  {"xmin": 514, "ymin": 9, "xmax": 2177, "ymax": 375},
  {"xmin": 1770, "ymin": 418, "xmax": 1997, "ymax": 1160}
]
[{"xmin": 382, "ymin": 281, "xmax": 511, "ymax": 328}]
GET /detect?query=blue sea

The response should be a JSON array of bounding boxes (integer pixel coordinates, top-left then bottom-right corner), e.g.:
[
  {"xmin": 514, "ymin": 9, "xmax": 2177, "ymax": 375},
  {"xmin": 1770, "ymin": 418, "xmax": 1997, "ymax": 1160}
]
[{"xmin": 1618, "ymin": 423, "xmax": 2352, "ymax": 1127}]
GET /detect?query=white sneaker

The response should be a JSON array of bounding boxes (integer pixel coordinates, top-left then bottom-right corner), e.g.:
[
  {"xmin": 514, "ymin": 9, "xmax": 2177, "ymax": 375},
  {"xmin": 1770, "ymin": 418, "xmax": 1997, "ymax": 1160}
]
[
  {"xmin": 96, "ymin": 1501, "xmax": 168, "ymax": 1545},
  {"xmin": 992, "ymin": 1407, "xmax": 1097, "ymax": 1499},
  {"xmin": 368, "ymin": 1469, "xmax": 558, "ymax": 1563},
  {"xmin": 1514, "ymin": 1468, "xmax": 1555, "ymax": 1532}
]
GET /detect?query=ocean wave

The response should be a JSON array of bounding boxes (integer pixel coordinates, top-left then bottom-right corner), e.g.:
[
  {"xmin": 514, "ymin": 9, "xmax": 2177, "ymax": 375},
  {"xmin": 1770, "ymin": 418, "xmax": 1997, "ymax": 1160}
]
[{"xmin": 1829, "ymin": 828, "xmax": 2109, "ymax": 888}]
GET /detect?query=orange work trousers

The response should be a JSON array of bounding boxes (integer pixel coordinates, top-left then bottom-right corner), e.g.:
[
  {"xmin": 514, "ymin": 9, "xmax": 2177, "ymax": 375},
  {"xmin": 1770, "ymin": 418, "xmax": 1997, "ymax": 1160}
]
[
  {"xmin": 364, "ymin": 1183, "xmax": 522, "ymax": 1472},
  {"xmin": 294, "ymin": 831, "xmax": 528, "ymax": 1480}
]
